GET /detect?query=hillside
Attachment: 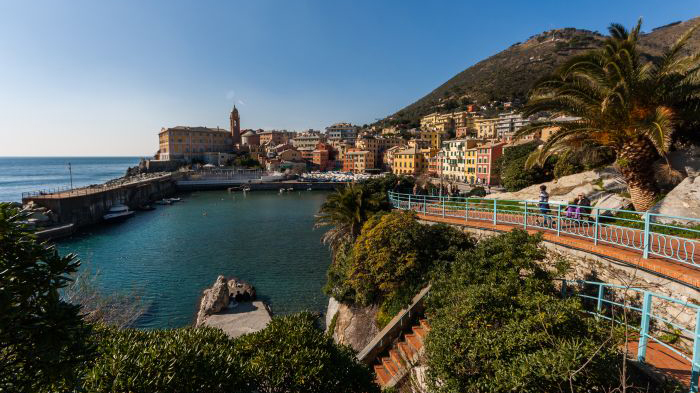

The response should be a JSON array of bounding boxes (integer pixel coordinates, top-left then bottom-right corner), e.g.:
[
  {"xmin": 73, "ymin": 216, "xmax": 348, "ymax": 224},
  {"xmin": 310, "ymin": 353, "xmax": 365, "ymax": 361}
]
[{"xmin": 381, "ymin": 17, "xmax": 700, "ymax": 128}]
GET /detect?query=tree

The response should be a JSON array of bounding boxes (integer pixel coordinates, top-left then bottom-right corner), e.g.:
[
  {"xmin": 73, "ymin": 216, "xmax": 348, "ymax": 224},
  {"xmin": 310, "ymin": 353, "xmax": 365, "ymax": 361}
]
[
  {"xmin": 425, "ymin": 230, "xmax": 621, "ymax": 393},
  {"xmin": 346, "ymin": 211, "xmax": 474, "ymax": 306},
  {"xmin": 518, "ymin": 20, "xmax": 700, "ymax": 211},
  {"xmin": 498, "ymin": 142, "xmax": 553, "ymax": 191},
  {"xmin": 0, "ymin": 203, "xmax": 94, "ymax": 392},
  {"xmin": 314, "ymin": 183, "xmax": 387, "ymax": 253},
  {"xmin": 234, "ymin": 312, "xmax": 379, "ymax": 393}
]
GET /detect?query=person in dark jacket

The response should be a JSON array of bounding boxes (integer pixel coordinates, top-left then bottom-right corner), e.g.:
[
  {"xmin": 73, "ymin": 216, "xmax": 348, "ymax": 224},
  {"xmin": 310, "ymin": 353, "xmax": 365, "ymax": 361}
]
[{"xmin": 577, "ymin": 193, "xmax": 592, "ymax": 220}]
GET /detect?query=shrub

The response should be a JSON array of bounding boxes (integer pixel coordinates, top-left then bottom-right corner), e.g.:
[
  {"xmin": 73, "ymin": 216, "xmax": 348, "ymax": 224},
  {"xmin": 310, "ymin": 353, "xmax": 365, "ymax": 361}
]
[
  {"xmin": 234, "ymin": 312, "xmax": 379, "ymax": 393},
  {"xmin": 0, "ymin": 203, "xmax": 94, "ymax": 393},
  {"xmin": 425, "ymin": 230, "xmax": 621, "ymax": 393},
  {"xmin": 498, "ymin": 142, "xmax": 555, "ymax": 191},
  {"xmin": 345, "ymin": 211, "xmax": 474, "ymax": 306},
  {"xmin": 82, "ymin": 326, "xmax": 244, "ymax": 393}
]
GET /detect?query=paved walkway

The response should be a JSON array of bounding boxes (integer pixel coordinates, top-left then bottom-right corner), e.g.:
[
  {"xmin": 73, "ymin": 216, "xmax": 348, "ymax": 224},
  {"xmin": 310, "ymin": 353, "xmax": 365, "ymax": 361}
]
[{"xmin": 411, "ymin": 210, "xmax": 699, "ymax": 389}]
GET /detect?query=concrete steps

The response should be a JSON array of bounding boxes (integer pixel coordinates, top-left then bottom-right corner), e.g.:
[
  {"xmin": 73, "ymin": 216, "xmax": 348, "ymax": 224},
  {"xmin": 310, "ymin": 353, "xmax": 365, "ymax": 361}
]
[{"xmin": 373, "ymin": 318, "xmax": 430, "ymax": 389}]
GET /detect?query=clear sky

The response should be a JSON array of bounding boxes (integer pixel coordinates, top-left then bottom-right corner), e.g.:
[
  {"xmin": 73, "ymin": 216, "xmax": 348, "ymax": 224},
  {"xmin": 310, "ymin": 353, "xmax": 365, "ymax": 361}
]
[{"xmin": 1, "ymin": 1, "xmax": 699, "ymax": 156}]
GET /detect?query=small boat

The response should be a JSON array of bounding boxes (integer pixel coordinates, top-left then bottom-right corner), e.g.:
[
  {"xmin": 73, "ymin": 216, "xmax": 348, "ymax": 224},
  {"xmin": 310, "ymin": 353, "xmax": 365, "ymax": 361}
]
[
  {"xmin": 286, "ymin": 187, "xmax": 294, "ymax": 191},
  {"xmin": 242, "ymin": 186, "xmax": 251, "ymax": 192},
  {"xmin": 307, "ymin": 187, "xmax": 312, "ymax": 191},
  {"xmin": 103, "ymin": 204, "xmax": 134, "ymax": 222},
  {"xmin": 155, "ymin": 199, "xmax": 172, "ymax": 205},
  {"xmin": 279, "ymin": 188, "xmax": 286, "ymax": 194},
  {"xmin": 168, "ymin": 197, "xmax": 181, "ymax": 203}
]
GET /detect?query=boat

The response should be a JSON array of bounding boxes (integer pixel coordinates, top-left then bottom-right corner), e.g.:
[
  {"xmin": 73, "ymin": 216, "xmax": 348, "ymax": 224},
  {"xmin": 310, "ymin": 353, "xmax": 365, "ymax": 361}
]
[
  {"xmin": 242, "ymin": 186, "xmax": 251, "ymax": 192},
  {"xmin": 168, "ymin": 197, "xmax": 181, "ymax": 203},
  {"xmin": 286, "ymin": 187, "xmax": 294, "ymax": 191},
  {"xmin": 155, "ymin": 199, "xmax": 172, "ymax": 205},
  {"xmin": 307, "ymin": 187, "xmax": 312, "ymax": 191},
  {"xmin": 103, "ymin": 204, "xmax": 134, "ymax": 222},
  {"xmin": 279, "ymin": 188, "xmax": 285, "ymax": 194}
]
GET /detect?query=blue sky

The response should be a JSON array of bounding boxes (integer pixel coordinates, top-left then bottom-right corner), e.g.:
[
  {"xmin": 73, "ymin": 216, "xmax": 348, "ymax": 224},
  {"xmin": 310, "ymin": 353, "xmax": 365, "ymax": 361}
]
[{"xmin": 1, "ymin": 1, "xmax": 699, "ymax": 156}]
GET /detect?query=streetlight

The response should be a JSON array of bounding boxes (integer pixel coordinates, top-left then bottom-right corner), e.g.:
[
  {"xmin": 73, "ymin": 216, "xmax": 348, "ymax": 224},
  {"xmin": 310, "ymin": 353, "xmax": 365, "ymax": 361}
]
[{"xmin": 68, "ymin": 162, "xmax": 73, "ymax": 190}]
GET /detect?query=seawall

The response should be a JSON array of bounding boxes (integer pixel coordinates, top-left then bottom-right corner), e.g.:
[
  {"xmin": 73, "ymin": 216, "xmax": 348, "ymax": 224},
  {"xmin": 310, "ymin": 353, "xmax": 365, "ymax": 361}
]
[{"xmin": 23, "ymin": 174, "xmax": 177, "ymax": 228}]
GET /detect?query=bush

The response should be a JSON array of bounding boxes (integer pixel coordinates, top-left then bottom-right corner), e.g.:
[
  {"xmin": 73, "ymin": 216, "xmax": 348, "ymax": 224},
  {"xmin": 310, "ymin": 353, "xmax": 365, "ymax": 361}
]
[
  {"xmin": 234, "ymin": 312, "xmax": 379, "ymax": 393},
  {"xmin": 499, "ymin": 142, "xmax": 554, "ymax": 191},
  {"xmin": 425, "ymin": 230, "xmax": 621, "ymax": 393},
  {"xmin": 0, "ymin": 203, "xmax": 94, "ymax": 393},
  {"xmin": 342, "ymin": 211, "xmax": 474, "ymax": 307},
  {"xmin": 82, "ymin": 326, "xmax": 244, "ymax": 393}
]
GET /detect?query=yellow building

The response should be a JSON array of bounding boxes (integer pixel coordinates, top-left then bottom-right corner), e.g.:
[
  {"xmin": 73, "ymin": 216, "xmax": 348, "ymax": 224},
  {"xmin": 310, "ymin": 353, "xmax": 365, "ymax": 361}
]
[
  {"xmin": 474, "ymin": 117, "xmax": 499, "ymax": 139},
  {"xmin": 158, "ymin": 126, "xmax": 233, "ymax": 161},
  {"xmin": 418, "ymin": 130, "xmax": 447, "ymax": 149},
  {"xmin": 355, "ymin": 136, "xmax": 404, "ymax": 169},
  {"xmin": 465, "ymin": 146, "xmax": 478, "ymax": 183},
  {"xmin": 343, "ymin": 149, "xmax": 375, "ymax": 173},
  {"xmin": 391, "ymin": 146, "xmax": 428, "ymax": 176}
]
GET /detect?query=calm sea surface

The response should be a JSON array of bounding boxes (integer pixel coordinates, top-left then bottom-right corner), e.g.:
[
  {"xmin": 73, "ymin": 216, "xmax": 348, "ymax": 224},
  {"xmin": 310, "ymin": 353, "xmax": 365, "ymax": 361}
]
[
  {"xmin": 0, "ymin": 156, "xmax": 142, "ymax": 202},
  {"xmin": 56, "ymin": 190, "xmax": 332, "ymax": 328}
]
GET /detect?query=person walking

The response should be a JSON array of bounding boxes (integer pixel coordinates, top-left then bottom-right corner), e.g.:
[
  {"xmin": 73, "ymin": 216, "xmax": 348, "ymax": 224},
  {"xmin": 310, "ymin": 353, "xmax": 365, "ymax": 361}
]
[
  {"xmin": 538, "ymin": 185, "xmax": 552, "ymax": 227},
  {"xmin": 578, "ymin": 193, "xmax": 592, "ymax": 221}
]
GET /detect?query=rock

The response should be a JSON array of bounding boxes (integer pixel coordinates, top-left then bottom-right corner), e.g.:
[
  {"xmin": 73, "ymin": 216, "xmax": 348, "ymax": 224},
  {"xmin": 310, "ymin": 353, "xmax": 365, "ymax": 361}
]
[
  {"xmin": 195, "ymin": 275, "xmax": 230, "ymax": 327},
  {"xmin": 204, "ymin": 300, "xmax": 272, "ymax": 338},
  {"xmin": 227, "ymin": 278, "xmax": 256, "ymax": 302},
  {"xmin": 649, "ymin": 176, "xmax": 700, "ymax": 225},
  {"xmin": 28, "ymin": 211, "xmax": 50, "ymax": 223},
  {"xmin": 328, "ymin": 299, "xmax": 379, "ymax": 352},
  {"xmin": 487, "ymin": 166, "xmax": 627, "ymax": 206},
  {"xmin": 325, "ymin": 297, "xmax": 341, "ymax": 333},
  {"xmin": 593, "ymin": 194, "xmax": 632, "ymax": 217},
  {"xmin": 666, "ymin": 145, "xmax": 700, "ymax": 178}
]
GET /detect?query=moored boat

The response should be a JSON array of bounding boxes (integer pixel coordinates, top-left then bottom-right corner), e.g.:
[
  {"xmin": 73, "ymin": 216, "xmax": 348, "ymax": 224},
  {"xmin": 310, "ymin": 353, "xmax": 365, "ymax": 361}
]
[{"xmin": 103, "ymin": 204, "xmax": 134, "ymax": 222}]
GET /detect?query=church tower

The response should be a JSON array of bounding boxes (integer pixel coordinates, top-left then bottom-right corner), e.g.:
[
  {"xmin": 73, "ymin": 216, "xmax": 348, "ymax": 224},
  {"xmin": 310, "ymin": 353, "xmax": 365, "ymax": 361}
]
[{"xmin": 230, "ymin": 105, "xmax": 241, "ymax": 146}]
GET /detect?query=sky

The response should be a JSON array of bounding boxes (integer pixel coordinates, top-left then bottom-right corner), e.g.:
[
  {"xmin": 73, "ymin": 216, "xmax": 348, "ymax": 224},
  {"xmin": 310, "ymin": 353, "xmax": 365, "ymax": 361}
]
[{"xmin": 1, "ymin": 1, "xmax": 699, "ymax": 156}]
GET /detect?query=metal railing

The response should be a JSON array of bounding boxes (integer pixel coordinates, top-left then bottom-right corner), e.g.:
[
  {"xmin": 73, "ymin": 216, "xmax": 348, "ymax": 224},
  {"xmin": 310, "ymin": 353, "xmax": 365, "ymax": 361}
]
[
  {"xmin": 562, "ymin": 279, "xmax": 700, "ymax": 392},
  {"xmin": 388, "ymin": 192, "xmax": 700, "ymax": 268},
  {"xmin": 21, "ymin": 174, "xmax": 173, "ymax": 200}
]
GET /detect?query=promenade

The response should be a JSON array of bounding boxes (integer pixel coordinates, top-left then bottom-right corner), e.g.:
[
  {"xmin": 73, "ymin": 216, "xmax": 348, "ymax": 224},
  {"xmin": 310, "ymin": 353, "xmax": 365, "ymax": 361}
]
[{"xmin": 389, "ymin": 191, "xmax": 700, "ymax": 391}]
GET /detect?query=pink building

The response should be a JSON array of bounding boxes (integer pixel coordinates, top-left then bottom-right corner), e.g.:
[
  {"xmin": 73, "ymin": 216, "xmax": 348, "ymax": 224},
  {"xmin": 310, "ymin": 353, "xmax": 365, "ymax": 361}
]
[{"xmin": 475, "ymin": 142, "xmax": 505, "ymax": 185}]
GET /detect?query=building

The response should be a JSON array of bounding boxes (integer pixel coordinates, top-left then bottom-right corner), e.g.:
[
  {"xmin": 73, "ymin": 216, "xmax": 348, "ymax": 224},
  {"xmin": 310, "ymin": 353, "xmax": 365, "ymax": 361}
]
[
  {"xmin": 475, "ymin": 142, "xmax": 505, "ymax": 185},
  {"xmin": 326, "ymin": 123, "xmax": 358, "ymax": 143},
  {"xmin": 540, "ymin": 116, "xmax": 581, "ymax": 142},
  {"xmin": 474, "ymin": 117, "xmax": 499, "ymax": 139},
  {"xmin": 355, "ymin": 136, "xmax": 404, "ymax": 170},
  {"xmin": 292, "ymin": 133, "xmax": 326, "ymax": 151},
  {"xmin": 496, "ymin": 112, "xmax": 529, "ymax": 139},
  {"xmin": 437, "ymin": 139, "xmax": 481, "ymax": 183},
  {"xmin": 391, "ymin": 146, "xmax": 428, "ymax": 176},
  {"xmin": 383, "ymin": 145, "xmax": 402, "ymax": 171},
  {"xmin": 418, "ymin": 130, "xmax": 447, "ymax": 150},
  {"xmin": 312, "ymin": 143, "xmax": 332, "ymax": 170},
  {"xmin": 241, "ymin": 130, "xmax": 260, "ymax": 146},
  {"xmin": 157, "ymin": 106, "xmax": 239, "ymax": 161},
  {"xmin": 258, "ymin": 131, "xmax": 286, "ymax": 146},
  {"xmin": 278, "ymin": 148, "xmax": 302, "ymax": 162},
  {"xmin": 230, "ymin": 106, "xmax": 241, "ymax": 145},
  {"xmin": 343, "ymin": 149, "xmax": 375, "ymax": 173},
  {"xmin": 465, "ymin": 146, "xmax": 478, "ymax": 183}
]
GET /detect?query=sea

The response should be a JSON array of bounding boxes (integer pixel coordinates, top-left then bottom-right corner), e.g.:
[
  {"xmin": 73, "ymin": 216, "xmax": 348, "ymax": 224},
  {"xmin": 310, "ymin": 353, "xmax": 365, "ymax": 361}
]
[
  {"xmin": 0, "ymin": 157, "xmax": 332, "ymax": 329},
  {"xmin": 0, "ymin": 156, "xmax": 142, "ymax": 202}
]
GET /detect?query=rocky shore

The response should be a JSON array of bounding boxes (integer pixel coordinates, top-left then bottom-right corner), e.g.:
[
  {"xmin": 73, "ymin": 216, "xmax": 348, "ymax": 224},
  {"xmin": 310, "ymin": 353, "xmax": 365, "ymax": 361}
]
[{"xmin": 195, "ymin": 275, "xmax": 271, "ymax": 338}]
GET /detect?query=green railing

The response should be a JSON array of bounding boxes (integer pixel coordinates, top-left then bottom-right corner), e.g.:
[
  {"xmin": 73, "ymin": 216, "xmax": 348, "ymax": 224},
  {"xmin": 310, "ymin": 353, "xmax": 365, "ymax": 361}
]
[{"xmin": 388, "ymin": 191, "xmax": 700, "ymax": 268}]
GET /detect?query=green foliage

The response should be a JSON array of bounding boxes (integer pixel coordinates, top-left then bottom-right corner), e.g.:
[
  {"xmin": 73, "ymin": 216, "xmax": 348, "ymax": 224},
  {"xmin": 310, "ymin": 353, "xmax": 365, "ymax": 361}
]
[
  {"xmin": 82, "ymin": 326, "xmax": 244, "ymax": 393},
  {"xmin": 499, "ymin": 142, "xmax": 554, "ymax": 191},
  {"xmin": 466, "ymin": 186, "xmax": 487, "ymax": 197},
  {"xmin": 0, "ymin": 203, "xmax": 94, "ymax": 393},
  {"xmin": 344, "ymin": 211, "xmax": 474, "ymax": 306},
  {"xmin": 234, "ymin": 312, "xmax": 379, "ymax": 393},
  {"xmin": 553, "ymin": 151, "xmax": 584, "ymax": 178},
  {"xmin": 426, "ymin": 230, "xmax": 621, "ymax": 393}
]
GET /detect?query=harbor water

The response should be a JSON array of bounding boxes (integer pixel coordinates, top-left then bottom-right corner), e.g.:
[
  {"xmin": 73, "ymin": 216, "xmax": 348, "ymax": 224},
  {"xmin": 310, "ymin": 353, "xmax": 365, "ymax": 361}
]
[{"xmin": 56, "ymin": 190, "xmax": 332, "ymax": 329}]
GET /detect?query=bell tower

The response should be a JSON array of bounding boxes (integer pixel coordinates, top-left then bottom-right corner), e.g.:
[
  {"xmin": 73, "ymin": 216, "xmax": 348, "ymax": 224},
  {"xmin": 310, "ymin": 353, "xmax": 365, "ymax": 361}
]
[{"xmin": 230, "ymin": 105, "xmax": 241, "ymax": 146}]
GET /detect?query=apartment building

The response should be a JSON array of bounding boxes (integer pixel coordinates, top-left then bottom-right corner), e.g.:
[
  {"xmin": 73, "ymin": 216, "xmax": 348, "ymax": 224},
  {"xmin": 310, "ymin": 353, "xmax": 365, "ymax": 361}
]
[
  {"xmin": 474, "ymin": 117, "xmax": 499, "ymax": 139},
  {"xmin": 496, "ymin": 112, "xmax": 530, "ymax": 139},
  {"xmin": 475, "ymin": 142, "xmax": 505, "ymax": 185},
  {"xmin": 391, "ymin": 146, "xmax": 428, "ymax": 176},
  {"xmin": 326, "ymin": 123, "xmax": 358, "ymax": 143},
  {"xmin": 157, "ymin": 126, "xmax": 233, "ymax": 161},
  {"xmin": 342, "ymin": 148, "xmax": 375, "ymax": 173}
]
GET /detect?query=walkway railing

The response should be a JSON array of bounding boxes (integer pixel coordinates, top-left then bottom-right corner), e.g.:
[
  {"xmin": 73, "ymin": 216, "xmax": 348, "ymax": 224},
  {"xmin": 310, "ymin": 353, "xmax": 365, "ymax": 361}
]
[
  {"xmin": 388, "ymin": 191, "xmax": 700, "ymax": 268},
  {"xmin": 563, "ymin": 279, "xmax": 700, "ymax": 392}
]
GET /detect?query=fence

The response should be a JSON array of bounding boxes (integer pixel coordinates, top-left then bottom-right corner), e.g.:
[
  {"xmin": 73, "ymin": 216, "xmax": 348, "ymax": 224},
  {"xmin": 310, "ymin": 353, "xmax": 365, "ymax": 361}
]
[
  {"xmin": 21, "ymin": 174, "xmax": 173, "ymax": 200},
  {"xmin": 563, "ymin": 279, "xmax": 700, "ymax": 392},
  {"xmin": 388, "ymin": 191, "xmax": 700, "ymax": 268}
]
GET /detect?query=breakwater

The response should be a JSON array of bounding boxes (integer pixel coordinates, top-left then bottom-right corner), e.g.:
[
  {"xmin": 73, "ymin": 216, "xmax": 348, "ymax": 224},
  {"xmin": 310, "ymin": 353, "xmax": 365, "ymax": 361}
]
[{"xmin": 22, "ymin": 173, "xmax": 177, "ymax": 228}]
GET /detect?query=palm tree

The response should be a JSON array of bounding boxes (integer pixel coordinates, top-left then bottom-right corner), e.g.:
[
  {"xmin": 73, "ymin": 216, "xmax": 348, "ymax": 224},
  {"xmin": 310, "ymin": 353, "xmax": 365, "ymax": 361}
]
[
  {"xmin": 516, "ymin": 20, "xmax": 700, "ymax": 211},
  {"xmin": 314, "ymin": 183, "xmax": 385, "ymax": 253}
]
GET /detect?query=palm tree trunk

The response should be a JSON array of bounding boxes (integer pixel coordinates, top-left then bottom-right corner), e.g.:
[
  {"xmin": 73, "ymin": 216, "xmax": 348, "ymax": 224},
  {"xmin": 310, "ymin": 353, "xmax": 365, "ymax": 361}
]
[{"xmin": 617, "ymin": 138, "xmax": 659, "ymax": 211}]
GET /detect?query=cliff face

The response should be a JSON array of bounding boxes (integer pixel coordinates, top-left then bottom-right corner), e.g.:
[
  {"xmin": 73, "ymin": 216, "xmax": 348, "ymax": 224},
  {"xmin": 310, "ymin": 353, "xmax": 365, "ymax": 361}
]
[{"xmin": 326, "ymin": 298, "xmax": 379, "ymax": 352}]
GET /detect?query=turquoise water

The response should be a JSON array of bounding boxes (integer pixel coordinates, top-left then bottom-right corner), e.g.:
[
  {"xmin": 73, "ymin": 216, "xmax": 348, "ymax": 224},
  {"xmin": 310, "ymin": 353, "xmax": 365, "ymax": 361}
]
[
  {"xmin": 0, "ymin": 156, "xmax": 142, "ymax": 202},
  {"xmin": 57, "ymin": 190, "xmax": 332, "ymax": 329}
]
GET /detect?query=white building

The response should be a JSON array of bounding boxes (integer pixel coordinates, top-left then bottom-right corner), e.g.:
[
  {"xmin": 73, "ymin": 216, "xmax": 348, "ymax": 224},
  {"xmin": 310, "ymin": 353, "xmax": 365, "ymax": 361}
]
[
  {"xmin": 496, "ymin": 112, "xmax": 530, "ymax": 139},
  {"xmin": 439, "ymin": 139, "xmax": 468, "ymax": 182},
  {"xmin": 325, "ymin": 123, "xmax": 358, "ymax": 143}
]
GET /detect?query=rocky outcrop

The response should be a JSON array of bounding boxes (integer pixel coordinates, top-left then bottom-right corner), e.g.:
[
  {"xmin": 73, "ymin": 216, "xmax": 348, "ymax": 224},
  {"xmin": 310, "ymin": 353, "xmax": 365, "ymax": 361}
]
[
  {"xmin": 487, "ymin": 166, "xmax": 630, "ymax": 209},
  {"xmin": 326, "ymin": 298, "xmax": 380, "ymax": 352},
  {"xmin": 649, "ymin": 176, "xmax": 700, "ymax": 225},
  {"xmin": 195, "ymin": 275, "xmax": 257, "ymax": 328}
]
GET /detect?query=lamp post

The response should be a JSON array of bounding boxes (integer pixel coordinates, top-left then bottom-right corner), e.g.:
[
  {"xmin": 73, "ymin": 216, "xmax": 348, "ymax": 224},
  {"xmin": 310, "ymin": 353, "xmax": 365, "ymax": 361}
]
[{"xmin": 68, "ymin": 162, "xmax": 73, "ymax": 190}]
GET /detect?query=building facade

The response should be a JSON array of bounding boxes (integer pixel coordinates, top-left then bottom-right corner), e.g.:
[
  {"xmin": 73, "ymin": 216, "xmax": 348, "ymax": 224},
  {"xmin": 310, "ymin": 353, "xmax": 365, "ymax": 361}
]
[
  {"xmin": 475, "ymin": 142, "xmax": 505, "ymax": 185},
  {"xmin": 326, "ymin": 123, "xmax": 358, "ymax": 143},
  {"xmin": 474, "ymin": 117, "xmax": 499, "ymax": 139},
  {"xmin": 495, "ymin": 112, "xmax": 529, "ymax": 139},
  {"xmin": 391, "ymin": 146, "xmax": 427, "ymax": 176}
]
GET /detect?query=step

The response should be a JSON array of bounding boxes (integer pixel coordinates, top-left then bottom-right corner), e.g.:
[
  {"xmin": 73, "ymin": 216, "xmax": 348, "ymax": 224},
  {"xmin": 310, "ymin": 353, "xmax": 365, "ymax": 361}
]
[
  {"xmin": 398, "ymin": 341, "xmax": 417, "ymax": 361},
  {"xmin": 419, "ymin": 318, "xmax": 431, "ymax": 331},
  {"xmin": 405, "ymin": 333, "xmax": 423, "ymax": 352},
  {"xmin": 382, "ymin": 357, "xmax": 400, "ymax": 377},
  {"xmin": 389, "ymin": 349, "xmax": 405, "ymax": 369},
  {"xmin": 374, "ymin": 364, "xmax": 391, "ymax": 386},
  {"xmin": 412, "ymin": 326, "xmax": 427, "ymax": 341}
]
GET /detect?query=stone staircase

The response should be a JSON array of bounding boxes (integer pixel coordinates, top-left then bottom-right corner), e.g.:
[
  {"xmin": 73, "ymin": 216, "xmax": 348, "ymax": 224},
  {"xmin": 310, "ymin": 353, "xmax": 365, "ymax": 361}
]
[{"xmin": 373, "ymin": 318, "xmax": 430, "ymax": 388}]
